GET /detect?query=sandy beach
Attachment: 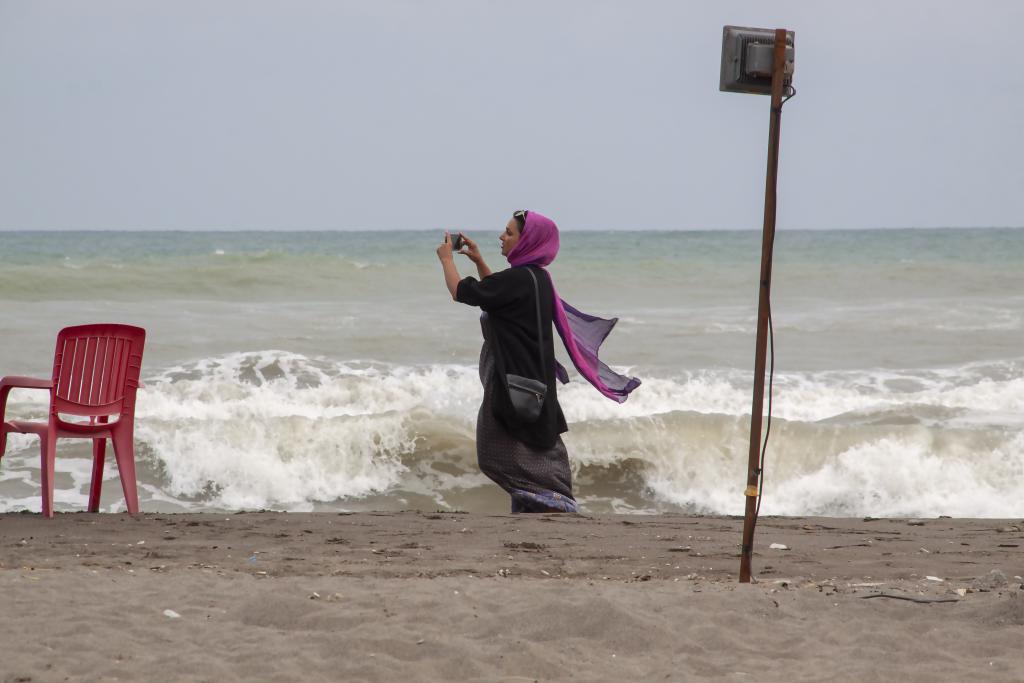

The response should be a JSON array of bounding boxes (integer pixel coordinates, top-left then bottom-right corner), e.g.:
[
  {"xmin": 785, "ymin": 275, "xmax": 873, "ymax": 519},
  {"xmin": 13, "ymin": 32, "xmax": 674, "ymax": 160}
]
[{"xmin": 2, "ymin": 511, "xmax": 1022, "ymax": 682}]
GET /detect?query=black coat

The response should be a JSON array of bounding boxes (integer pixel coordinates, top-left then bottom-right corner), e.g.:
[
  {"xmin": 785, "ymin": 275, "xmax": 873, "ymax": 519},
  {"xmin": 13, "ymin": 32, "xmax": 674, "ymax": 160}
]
[{"xmin": 456, "ymin": 265, "xmax": 568, "ymax": 449}]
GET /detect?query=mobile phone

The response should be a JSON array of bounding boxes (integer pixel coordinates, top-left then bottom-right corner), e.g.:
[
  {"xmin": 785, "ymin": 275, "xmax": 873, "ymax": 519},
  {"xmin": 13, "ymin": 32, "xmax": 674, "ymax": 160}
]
[{"xmin": 451, "ymin": 234, "xmax": 465, "ymax": 251}]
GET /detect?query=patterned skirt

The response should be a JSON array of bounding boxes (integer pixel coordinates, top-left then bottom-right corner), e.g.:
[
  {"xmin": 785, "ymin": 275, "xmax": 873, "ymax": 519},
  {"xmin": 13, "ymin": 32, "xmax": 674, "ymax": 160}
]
[{"xmin": 476, "ymin": 327, "xmax": 577, "ymax": 514}]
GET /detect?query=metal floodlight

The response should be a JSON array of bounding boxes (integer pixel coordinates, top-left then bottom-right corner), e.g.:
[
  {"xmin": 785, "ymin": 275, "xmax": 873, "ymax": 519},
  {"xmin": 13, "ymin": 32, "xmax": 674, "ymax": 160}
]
[{"xmin": 719, "ymin": 25, "xmax": 795, "ymax": 95}]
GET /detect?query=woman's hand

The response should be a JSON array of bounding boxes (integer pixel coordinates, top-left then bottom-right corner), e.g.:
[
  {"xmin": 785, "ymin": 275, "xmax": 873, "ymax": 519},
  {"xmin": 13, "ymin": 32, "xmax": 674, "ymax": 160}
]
[
  {"xmin": 457, "ymin": 233, "xmax": 482, "ymax": 264},
  {"xmin": 457, "ymin": 232, "xmax": 493, "ymax": 279},
  {"xmin": 438, "ymin": 232, "xmax": 461, "ymax": 300},
  {"xmin": 436, "ymin": 232, "xmax": 454, "ymax": 261}
]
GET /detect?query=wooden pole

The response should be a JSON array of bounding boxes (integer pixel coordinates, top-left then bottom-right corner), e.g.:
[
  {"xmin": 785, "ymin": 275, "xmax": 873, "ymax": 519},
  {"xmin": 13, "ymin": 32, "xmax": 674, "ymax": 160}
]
[{"xmin": 739, "ymin": 28, "xmax": 787, "ymax": 583}]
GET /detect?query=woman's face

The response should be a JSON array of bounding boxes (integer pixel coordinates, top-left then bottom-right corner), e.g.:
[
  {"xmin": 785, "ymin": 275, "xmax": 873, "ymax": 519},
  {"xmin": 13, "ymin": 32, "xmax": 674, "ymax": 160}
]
[{"xmin": 499, "ymin": 218, "xmax": 521, "ymax": 257}]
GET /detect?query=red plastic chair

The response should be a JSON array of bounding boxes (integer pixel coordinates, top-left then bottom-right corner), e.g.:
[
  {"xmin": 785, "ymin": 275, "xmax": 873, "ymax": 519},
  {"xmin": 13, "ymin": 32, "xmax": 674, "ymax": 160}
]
[{"xmin": 0, "ymin": 324, "xmax": 146, "ymax": 517}]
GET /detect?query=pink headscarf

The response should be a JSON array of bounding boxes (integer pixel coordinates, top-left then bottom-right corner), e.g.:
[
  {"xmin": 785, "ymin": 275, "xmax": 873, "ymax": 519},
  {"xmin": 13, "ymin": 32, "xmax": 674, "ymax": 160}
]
[{"xmin": 507, "ymin": 211, "xmax": 640, "ymax": 402}]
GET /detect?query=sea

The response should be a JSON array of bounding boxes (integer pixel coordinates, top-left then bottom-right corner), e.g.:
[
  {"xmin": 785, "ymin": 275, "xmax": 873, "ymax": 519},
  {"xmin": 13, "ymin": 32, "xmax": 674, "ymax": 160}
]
[{"xmin": 1, "ymin": 228, "xmax": 1022, "ymax": 517}]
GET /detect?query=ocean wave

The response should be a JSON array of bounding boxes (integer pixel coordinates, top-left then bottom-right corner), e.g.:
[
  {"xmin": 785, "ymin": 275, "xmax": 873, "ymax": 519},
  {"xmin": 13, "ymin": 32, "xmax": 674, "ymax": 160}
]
[
  {"xmin": 1, "ymin": 351, "xmax": 1022, "ymax": 516},
  {"xmin": 565, "ymin": 410, "xmax": 1024, "ymax": 518}
]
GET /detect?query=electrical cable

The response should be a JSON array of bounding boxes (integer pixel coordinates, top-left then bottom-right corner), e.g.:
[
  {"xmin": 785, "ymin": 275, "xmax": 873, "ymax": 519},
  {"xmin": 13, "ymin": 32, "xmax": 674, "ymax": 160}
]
[
  {"xmin": 753, "ymin": 300, "xmax": 774, "ymax": 526},
  {"xmin": 860, "ymin": 594, "xmax": 960, "ymax": 604},
  {"xmin": 749, "ymin": 87, "xmax": 793, "ymax": 541}
]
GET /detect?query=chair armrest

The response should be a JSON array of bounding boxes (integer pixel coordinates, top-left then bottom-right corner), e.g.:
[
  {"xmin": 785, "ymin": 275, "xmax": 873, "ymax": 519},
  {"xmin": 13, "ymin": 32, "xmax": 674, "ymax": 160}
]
[
  {"xmin": 0, "ymin": 376, "xmax": 52, "ymax": 424},
  {"xmin": 0, "ymin": 376, "xmax": 53, "ymax": 391}
]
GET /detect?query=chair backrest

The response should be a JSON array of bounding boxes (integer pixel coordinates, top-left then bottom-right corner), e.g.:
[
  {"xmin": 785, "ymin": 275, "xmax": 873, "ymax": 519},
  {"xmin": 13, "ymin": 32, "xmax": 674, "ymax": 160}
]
[{"xmin": 50, "ymin": 324, "xmax": 146, "ymax": 418}]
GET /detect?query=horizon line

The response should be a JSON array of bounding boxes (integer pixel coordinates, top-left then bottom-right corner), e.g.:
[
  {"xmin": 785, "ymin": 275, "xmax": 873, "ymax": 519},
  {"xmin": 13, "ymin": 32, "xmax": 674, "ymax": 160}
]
[{"xmin": 2, "ymin": 225, "xmax": 1022, "ymax": 233}]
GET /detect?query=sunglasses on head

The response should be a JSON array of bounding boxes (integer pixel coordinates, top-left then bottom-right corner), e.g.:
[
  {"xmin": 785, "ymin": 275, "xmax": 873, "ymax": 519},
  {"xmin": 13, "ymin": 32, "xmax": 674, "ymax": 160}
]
[{"xmin": 513, "ymin": 210, "xmax": 528, "ymax": 220}]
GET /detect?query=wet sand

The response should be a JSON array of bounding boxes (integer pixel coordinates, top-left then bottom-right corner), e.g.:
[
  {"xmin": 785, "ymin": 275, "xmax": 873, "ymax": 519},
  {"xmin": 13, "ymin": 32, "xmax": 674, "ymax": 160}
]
[{"xmin": 2, "ymin": 511, "xmax": 1023, "ymax": 682}]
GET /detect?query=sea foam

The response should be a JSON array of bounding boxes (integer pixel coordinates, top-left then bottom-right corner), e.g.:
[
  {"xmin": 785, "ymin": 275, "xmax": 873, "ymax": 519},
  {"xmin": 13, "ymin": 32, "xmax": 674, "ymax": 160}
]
[{"xmin": 1, "ymin": 350, "xmax": 1023, "ymax": 517}]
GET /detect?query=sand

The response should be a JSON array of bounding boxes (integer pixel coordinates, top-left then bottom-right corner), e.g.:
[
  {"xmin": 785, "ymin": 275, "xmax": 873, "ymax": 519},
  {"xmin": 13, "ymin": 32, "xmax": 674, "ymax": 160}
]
[{"xmin": 2, "ymin": 511, "xmax": 1023, "ymax": 682}]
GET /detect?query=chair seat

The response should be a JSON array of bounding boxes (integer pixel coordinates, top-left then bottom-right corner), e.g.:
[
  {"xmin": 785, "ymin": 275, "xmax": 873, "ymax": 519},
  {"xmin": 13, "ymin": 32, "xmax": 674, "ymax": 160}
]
[
  {"xmin": 3, "ymin": 420, "xmax": 47, "ymax": 436},
  {"xmin": 3, "ymin": 419, "xmax": 115, "ymax": 439}
]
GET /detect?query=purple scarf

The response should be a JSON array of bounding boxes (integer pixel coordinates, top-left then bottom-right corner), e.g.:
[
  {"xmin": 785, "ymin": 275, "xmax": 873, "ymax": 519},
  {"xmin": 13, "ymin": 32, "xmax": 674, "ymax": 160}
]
[{"xmin": 507, "ymin": 211, "xmax": 640, "ymax": 403}]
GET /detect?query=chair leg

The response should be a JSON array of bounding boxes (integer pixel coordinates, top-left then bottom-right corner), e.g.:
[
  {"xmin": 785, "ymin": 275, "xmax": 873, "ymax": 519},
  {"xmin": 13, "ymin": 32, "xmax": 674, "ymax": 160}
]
[
  {"xmin": 40, "ymin": 431, "xmax": 57, "ymax": 518},
  {"xmin": 88, "ymin": 438, "xmax": 107, "ymax": 513},
  {"xmin": 110, "ymin": 429, "xmax": 139, "ymax": 515}
]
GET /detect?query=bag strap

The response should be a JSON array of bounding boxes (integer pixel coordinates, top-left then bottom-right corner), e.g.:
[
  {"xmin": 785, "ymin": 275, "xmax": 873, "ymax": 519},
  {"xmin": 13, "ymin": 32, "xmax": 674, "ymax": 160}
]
[{"xmin": 524, "ymin": 266, "xmax": 545, "ymax": 372}]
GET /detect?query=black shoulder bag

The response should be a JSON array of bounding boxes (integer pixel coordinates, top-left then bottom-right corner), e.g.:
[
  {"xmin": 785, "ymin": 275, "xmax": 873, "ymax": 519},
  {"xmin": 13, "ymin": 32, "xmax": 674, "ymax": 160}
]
[{"xmin": 505, "ymin": 267, "xmax": 548, "ymax": 423}]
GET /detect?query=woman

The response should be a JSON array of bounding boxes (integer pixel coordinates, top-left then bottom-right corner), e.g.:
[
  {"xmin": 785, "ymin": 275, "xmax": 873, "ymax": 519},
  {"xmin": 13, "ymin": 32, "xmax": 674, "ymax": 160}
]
[{"xmin": 437, "ymin": 210, "xmax": 640, "ymax": 513}]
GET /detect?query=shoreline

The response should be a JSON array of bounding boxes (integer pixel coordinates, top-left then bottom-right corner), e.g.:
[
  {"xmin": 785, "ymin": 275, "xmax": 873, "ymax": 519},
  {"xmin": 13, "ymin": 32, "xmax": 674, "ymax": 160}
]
[{"xmin": 3, "ymin": 511, "xmax": 1023, "ymax": 681}]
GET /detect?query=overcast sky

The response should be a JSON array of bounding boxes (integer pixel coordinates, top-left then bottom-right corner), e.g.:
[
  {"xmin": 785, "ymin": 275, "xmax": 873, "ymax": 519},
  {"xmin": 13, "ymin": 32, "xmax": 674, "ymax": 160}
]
[{"xmin": 1, "ymin": 1, "xmax": 1022, "ymax": 231}]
